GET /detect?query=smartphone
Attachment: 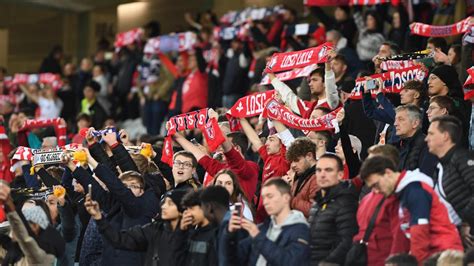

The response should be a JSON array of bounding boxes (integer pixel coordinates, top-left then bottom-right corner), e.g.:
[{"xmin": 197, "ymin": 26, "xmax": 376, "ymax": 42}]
[
  {"xmin": 88, "ymin": 184, "xmax": 92, "ymax": 198},
  {"xmin": 234, "ymin": 202, "xmax": 243, "ymax": 218},
  {"xmin": 367, "ymin": 79, "xmax": 378, "ymax": 90}
]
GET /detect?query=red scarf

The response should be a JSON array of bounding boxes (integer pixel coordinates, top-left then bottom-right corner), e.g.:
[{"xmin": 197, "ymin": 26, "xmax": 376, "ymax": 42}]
[
  {"xmin": 162, "ymin": 109, "xmax": 225, "ymax": 166},
  {"xmin": 114, "ymin": 28, "xmax": 143, "ymax": 49},
  {"xmin": 264, "ymin": 42, "xmax": 333, "ymax": 73},
  {"xmin": 12, "ymin": 73, "xmax": 63, "ymax": 90},
  {"xmin": 262, "ymin": 99, "xmax": 340, "ymax": 131},
  {"xmin": 19, "ymin": 118, "xmax": 67, "ymax": 146},
  {"xmin": 226, "ymin": 91, "xmax": 275, "ymax": 131},
  {"xmin": 464, "ymin": 67, "xmax": 474, "ymax": 100},
  {"xmin": 410, "ymin": 17, "xmax": 472, "ymax": 37},
  {"xmin": 260, "ymin": 65, "xmax": 317, "ymax": 85},
  {"xmin": 350, "ymin": 65, "xmax": 428, "ymax": 99}
]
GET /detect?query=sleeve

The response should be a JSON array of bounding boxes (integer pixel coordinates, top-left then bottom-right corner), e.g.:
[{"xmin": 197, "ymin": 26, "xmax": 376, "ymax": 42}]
[
  {"xmin": 36, "ymin": 168, "xmax": 60, "ymax": 187},
  {"xmin": 361, "ymin": 92, "xmax": 395, "ymax": 124},
  {"xmin": 172, "ymin": 228, "xmax": 190, "ymax": 266},
  {"xmin": 257, "ymin": 146, "xmax": 269, "ymax": 162},
  {"xmin": 291, "ymin": 177, "xmax": 318, "ymax": 217},
  {"xmin": 21, "ymin": 164, "xmax": 40, "ymax": 189},
  {"xmin": 224, "ymin": 148, "xmax": 258, "ymax": 181},
  {"xmin": 325, "ymin": 200, "xmax": 359, "ymax": 263},
  {"xmin": 271, "ymin": 77, "xmax": 304, "ymax": 116},
  {"xmin": 338, "ymin": 123, "xmax": 361, "ymax": 179},
  {"xmin": 194, "ymin": 47, "xmax": 207, "ymax": 74},
  {"xmin": 58, "ymin": 201, "xmax": 77, "ymax": 242},
  {"xmin": 277, "ymin": 129, "xmax": 296, "ymax": 148},
  {"xmin": 453, "ymin": 152, "xmax": 474, "ymax": 226},
  {"xmin": 72, "ymin": 166, "xmax": 109, "ymax": 208},
  {"xmin": 88, "ymin": 142, "xmax": 119, "ymax": 176},
  {"xmin": 324, "ymin": 70, "xmax": 340, "ymax": 110},
  {"xmin": 7, "ymin": 211, "xmax": 51, "ymax": 264},
  {"xmin": 375, "ymin": 93, "xmax": 396, "ymax": 123},
  {"xmin": 198, "ymin": 155, "xmax": 226, "ymax": 177},
  {"xmin": 111, "ymin": 144, "xmax": 139, "ymax": 173},
  {"xmin": 96, "ymin": 217, "xmax": 149, "ymax": 251},
  {"xmin": 251, "ymin": 225, "xmax": 311, "ymax": 266}
]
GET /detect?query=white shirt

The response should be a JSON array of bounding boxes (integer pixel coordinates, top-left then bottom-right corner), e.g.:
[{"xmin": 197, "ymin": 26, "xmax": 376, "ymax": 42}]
[{"xmin": 38, "ymin": 97, "xmax": 63, "ymax": 119}]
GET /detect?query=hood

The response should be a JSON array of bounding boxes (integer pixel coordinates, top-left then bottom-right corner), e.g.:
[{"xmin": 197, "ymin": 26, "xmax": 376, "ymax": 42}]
[
  {"xmin": 278, "ymin": 210, "xmax": 309, "ymax": 228},
  {"xmin": 395, "ymin": 169, "xmax": 433, "ymax": 193}
]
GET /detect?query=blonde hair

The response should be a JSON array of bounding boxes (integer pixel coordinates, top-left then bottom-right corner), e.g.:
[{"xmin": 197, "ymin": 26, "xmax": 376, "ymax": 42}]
[{"xmin": 437, "ymin": 250, "xmax": 464, "ymax": 266}]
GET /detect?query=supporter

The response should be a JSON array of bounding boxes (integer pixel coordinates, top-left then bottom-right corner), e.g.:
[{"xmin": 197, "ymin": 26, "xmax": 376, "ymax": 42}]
[
  {"xmin": 308, "ymin": 154, "xmax": 358, "ymax": 265},
  {"xmin": 19, "ymin": 83, "xmax": 63, "ymax": 119},
  {"xmin": 310, "ymin": 6, "xmax": 357, "ymax": 45},
  {"xmin": 354, "ymin": 10, "xmax": 385, "ymax": 68},
  {"xmin": 326, "ymin": 30, "xmax": 361, "ymax": 78},
  {"xmin": 80, "ymin": 80, "xmax": 107, "ymax": 129},
  {"xmin": 393, "ymin": 104, "xmax": 437, "ymax": 175},
  {"xmin": 92, "ymin": 64, "xmax": 111, "ymax": 114},
  {"xmin": 171, "ymin": 151, "xmax": 200, "ymax": 191},
  {"xmin": 227, "ymin": 179, "xmax": 310, "ymax": 266},
  {"xmin": 285, "ymin": 137, "xmax": 318, "ymax": 217},
  {"xmin": 426, "ymin": 116, "xmax": 474, "ymax": 246},
  {"xmin": 173, "ymin": 190, "xmax": 218, "ymax": 266},
  {"xmin": 39, "ymin": 45, "xmax": 63, "ymax": 74},
  {"xmin": 360, "ymin": 156, "xmax": 463, "ymax": 262},
  {"xmin": 86, "ymin": 189, "xmax": 187, "ymax": 266},
  {"xmin": 212, "ymin": 169, "xmax": 253, "ymax": 221},
  {"xmin": 71, "ymin": 113, "xmax": 92, "ymax": 144},
  {"xmin": 221, "ymin": 39, "xmax": 250, "ymax": 108},
  {"xmin": 426, "ymin": 96, "xmax": 454, "ymax": 122}
]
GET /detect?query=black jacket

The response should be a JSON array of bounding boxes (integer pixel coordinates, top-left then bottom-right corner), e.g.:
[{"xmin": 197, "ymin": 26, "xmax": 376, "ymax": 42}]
[
  {"xmin": 396, "ymin": 130, "xmax": 437, "ymax": 176},
  {"xmin": 173, "ymin": 224, "xmax": 218, "ymax": 266},
  {"xmin": 88, "ymin": 100, "xmax": 107, "ymax": 130},
  {"xmin": 434, "ymin": 146, "xmax": 474, "ymax": 229},
  {"xmin": 97, "ymin": 219, "xmax": 177, "ymax": 266},
  {"xmin": 308, "ymin": 181, "xmax": 359, "ymax": 265}
]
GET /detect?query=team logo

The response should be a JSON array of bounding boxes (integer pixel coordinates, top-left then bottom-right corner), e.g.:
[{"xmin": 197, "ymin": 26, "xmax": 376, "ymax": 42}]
[{"xmin": 206, "ymin": 125, "xmax": 215, "ymax": 139}]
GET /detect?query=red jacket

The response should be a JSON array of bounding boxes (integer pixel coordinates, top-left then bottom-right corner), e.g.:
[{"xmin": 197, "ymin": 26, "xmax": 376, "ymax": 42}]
[
  {"xmin": 255, "ymin": 145, "xmax": 289, "ymax": 223},
  {"xmin": 291, "ymin": 167, "xmax": 319, "ymax": 218},
  {"xmin": 198, "ymin": 147, "xmax": 259, "ymax": 201},
  {"xmin": 354, "ymin": 192, "xmax": 409, "ymax": 266}
]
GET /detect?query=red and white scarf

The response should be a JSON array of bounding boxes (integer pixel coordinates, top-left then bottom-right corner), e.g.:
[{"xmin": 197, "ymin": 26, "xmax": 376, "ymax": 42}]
[
  {"xmin": 226, "ymin": 91, "xmax": 275, "ymax": 131},
  {"xmin": 410, "ymin": 17, "xmax": 472, "ymax": 37},
  {"xmin": 260, "ymin": 65, "xmax": 317, "ymax": 85},
  {"xmin": 262, "ymin": 98, "xmax": 340, "ymax": 132},
  {"xmin": 19, "ymin": 118, "xmax": 67, "ymax": 146},
  {"xmin": 114, "ymin": 28, "xmax": 143, "ymax": 49},
  {"xmin": 162, "ymin": 109, "xmax": 225, "ymax": 166},
  {"xmin": 264, "ymin": 42, "xmax": 333, "ymax": 73},
  {"xmin": 380, "ymin": 60, "xmax": 417, "ymax": 71},
  {"xmin": 12, "ymin": 73, "xmax": 63, "ymax": 90},
  {"xmin": 219, "ymin": 6, "xmax": 283, "ymax": 26},
  {"xmin": 350, "ymin": 65, "xmax": 428, "ymax": 99},
  {"xmin": 464, "ymin": 67, "xmax": 474, "ymax": 100},
  {"xmin": 144, "ymin": 32, "xmax": 197, "ymax": 55}
]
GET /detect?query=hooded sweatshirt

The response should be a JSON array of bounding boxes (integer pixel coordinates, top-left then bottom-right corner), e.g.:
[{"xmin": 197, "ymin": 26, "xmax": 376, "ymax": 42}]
[{"xmin": 256, "ymin": 210, "xmax": 308, "ymax": 266}]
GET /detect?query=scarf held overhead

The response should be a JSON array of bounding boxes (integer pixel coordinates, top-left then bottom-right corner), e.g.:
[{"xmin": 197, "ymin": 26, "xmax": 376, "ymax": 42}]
[
  {"xmin": 162, "ymin": 109, "xmax": 225, "ymax": 166},
  {"xmin": 262, "ymin": 98, "xmax": 340, "ymax": 131},
  {"xmin": 410, "ymin": 17, "xmax": 472, "ymax": 37},
  {"xmin": 264, "ymin": 42, "xmax": 333, "ymax": 73},
  {"xmin": 19, "ymin": 119, "xmax": 67, "ymax": 146},
  {"xmin": 144, "ymin": 32, "xmax": 197, "ymax": 54},
  {"xmin": 350, "ymin": 65, "xmax": 428, "ymax": 99},
  {"xmin": 260, "ymin": 64, "xmax": 317, "ymax": 85}
]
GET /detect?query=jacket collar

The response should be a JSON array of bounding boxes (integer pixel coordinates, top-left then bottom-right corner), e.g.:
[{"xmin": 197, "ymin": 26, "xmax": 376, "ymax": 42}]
[{"xmin": 439, "ymin": 145, "xmax": 458, "ymax": 164}]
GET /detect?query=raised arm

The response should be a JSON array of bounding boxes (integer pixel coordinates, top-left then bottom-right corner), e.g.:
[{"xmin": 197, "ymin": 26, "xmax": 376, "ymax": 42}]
[
  {"xmin": 239, "ymin": 118, "xmax": 263, "ymax": 152},
  {"xmin": 325, "ymin": 50, "xmax": 340, "ymax": 110},
  {"xmin": 173, "ymin": 133, "xmax": 208, "ymax": 161},
  {"xmin": 269, "ymin": 73, "xmax": 304, "ymax": 116},
  {"xmin": 19, "ymin": 84, "xmax": 39, "ymax": 104}
]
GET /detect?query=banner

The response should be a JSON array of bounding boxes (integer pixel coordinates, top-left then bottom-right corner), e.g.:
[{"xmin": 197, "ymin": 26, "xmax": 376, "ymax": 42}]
[
  {"xmin": 32, "ymin": 148, "xmax": 64, "ymax": 166},
  {"xmin": 410, "ymin": 17, "xmax": 472, "ymax": 37},
  {"xmin": 380, "ymin": 60, "xmax": 417, "ymax": 71},
  {"xmin": 114, "ymin": 28, "xmax": 143, "ymax": 48},
  {"xmin": 262, "ymin": 99, "xmax": 340, "ymax": 131},
  {"xmin": 282, "ymin": 23, "xmax": 319, "ymax": 37},
  {"xmin": 144, "ymin": 32, "xmax": 197, "ymax": 55},
  {"xmin": 350, "ymin": 65, "xmax": 428, "ymax": 99},
  {"xmin": 265, "ymin": 42, "xmax": 333, "ymax": 73},
  {"xmin": 220, "ymin": 6, "xmax": 283, "ymax": 26},
  {"xmin": 260, "ymin": 64, "xmax": 317, "ymax": 85}
]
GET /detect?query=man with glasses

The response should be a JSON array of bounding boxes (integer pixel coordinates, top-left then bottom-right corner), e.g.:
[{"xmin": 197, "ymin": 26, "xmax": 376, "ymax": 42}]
[
  {"xmin": 172, "ymin": 151, "xmax": 200, "ymax": 191},
  {"xmin": 360, "ymin": 156, "xmax": 462, "ymax": 262}
]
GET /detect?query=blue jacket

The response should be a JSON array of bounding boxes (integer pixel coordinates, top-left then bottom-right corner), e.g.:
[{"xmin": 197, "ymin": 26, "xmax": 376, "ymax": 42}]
[
  {"xmin": 361, "ymin": 91, "xmax": 400, "ymax": 144},
  {"xmin": 228, "ymin": 211, "xmax": 310, "ymax": 266}
]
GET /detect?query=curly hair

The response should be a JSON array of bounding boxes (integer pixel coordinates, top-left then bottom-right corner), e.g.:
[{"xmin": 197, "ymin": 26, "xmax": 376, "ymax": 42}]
[{"xmin": 286, "ymin": 137, "xmax": 316, "ymax": 162}]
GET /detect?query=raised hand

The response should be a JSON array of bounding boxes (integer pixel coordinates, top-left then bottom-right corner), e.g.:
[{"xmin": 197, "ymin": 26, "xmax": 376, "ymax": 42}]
[
  {"xmin": 84, "ymin": 194, "xmax": 102, "ymax": 220},
  {"xmin": 228, "ymin": 210, "xmax": 242, "ymax": 233},
  {"xmin": 180, "ymin": 210, "xmax": 194, "ymax": 231}
]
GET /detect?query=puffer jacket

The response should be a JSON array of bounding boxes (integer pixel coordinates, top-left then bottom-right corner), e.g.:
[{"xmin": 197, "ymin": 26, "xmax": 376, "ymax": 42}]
[
  {"xmin": 291, "ymin": 165, "xmax": 319, "ymax": 218},
  {"xmin": 396, "ymin": 130, "xmax": 437, "ymax": 176},
  {"xmin": 433, "ymin": 146, "xmax": 474, "ymax": 229},
  {"xmin": 308, "ymin": 181, "xmax": 359, "ymax": 265}
]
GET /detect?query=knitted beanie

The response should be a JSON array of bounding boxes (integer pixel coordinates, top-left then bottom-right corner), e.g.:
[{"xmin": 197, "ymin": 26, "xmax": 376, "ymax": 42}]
[
  {"xmin": 431, "ymin": 65, "xmax": 463, "ymax": 98},
  {"xmin": 163, "ymin": 189, "xmax": 187, "ymax": 213},
  {"xmin": 22, "ymin": 206, "xmax": 50, "ymax": 230}
]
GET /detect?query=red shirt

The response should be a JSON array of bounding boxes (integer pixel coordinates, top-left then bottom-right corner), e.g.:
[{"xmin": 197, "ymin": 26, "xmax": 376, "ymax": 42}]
[
  {"xmin": 198, "ymin": 147, "xmax": 259, "ymax": 201},
  {"xmin": 256, "ymin": 145, "xmax": 289, "ymax": 223},
  {"xmin": 181, "ymin": 70, "xmax": 208, "ymax": 113}
]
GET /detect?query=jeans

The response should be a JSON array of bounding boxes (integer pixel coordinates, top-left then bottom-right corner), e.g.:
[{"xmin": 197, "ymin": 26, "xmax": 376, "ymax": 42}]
[{"xmin": 143, "ymin": 99, "xmax": 168, "ymax": 135}]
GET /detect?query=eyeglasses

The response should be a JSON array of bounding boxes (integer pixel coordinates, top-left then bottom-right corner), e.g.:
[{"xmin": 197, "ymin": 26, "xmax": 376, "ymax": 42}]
[
  {"xmin": 126, "ymin": 185, "xmax": 143, "ymax": 190},
  {"xmin": 173, "ymin": 160, "xmax": 193, "ymax": 169}
]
